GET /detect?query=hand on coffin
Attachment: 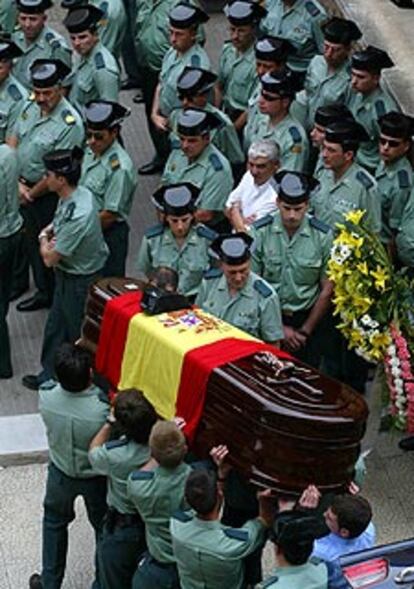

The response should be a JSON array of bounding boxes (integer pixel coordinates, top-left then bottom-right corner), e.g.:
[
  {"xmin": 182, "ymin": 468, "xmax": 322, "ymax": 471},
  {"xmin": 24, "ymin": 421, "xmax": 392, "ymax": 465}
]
[
  {"xmin": 348, "ymin": 481, "xmax": 360, "ymax": 496},
  {"xmin": 298, "ymin": 484, "xmax": 321, "ymax": 509},
  {"xmin": 210, "ymin": 444, "xmax": 231, "ymax": 480},
  {"xmin": 257, "ymin": 489, "xmax": 276, "ymax": 527},
  {"xmin": 173, "ymin": 416, "xmax": 187, "ymax": 431}
]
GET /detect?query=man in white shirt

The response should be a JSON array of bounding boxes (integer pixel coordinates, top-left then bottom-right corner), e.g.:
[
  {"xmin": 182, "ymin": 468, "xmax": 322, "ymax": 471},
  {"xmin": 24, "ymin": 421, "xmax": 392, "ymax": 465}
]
[{"xmin": 225, "ymin": 139, "xmax": 279, "ymax": 231}]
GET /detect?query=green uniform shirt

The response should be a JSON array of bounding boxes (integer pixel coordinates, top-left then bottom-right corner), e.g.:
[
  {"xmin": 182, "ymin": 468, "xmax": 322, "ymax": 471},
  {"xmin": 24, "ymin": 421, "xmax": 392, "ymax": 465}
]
[
  {"xmin": 396, "ymin": 190, "xmax": 414, "ymax": 268},
  {"xmin": 127, "ymin": 462, "xmax": 192, "ymax": 563},
  {"xmin": 89, "ymin": 437, "xmax": 150, "ymax": 514},
  {"xmin": 260, "ymin": 0, "xmax": 326, "ymax": 73},
  {"xmin": 258, "ymin": 559, "xmax": 328, "ymax": 588},
  {"xmin": 0, "ymin": 0, "xmax": 17, "ymax": 34},
  {"xmin": 244, "ymin": 111, "xmax": 309, "ymax": 172},
  {"xmin": 171, "ymin": 512, "xmax": 266, "ymax": 589},
  {"xmin": 159, "ymin": 44, "xmax": 210, "ymax": 116},
  {"xmin": 195, "ymin": 270, "xmax": 283, "ymax": 342},
  {"xmin": 218, "ymin": 41, "xmax": 257, "ymax": 112},
  {"xmin": 39, "ymin": 383, "xmax": 109, "ymax": 479},
  {"xmin": 162, "ymin": 143, "xmax": 234, "ymax": 214},
  {"xmin": 311, "ymin": 162, "xmax": 381, "ymax": 233},
  {"xmin": 15, "ymin": 96, "xmax": 85, "ymax": 184},
  {"xmin": 69, "ymin": 41, "xmax": 120, "ymax": 111},
  {"xmin": 375, "ymin": 157, "xmax": 413, "ymax": 243},
  {"xmin": 292, "ymin": 55, "xmax": 351, "ymax": 130},
  {"xmin": 0, "ymin": 144, "xmax": 23, "ymax": 237},
  {"xmin": 251, "ymin": 212, "xmax": 333, "ymax": 312},
  {"xmin": 80, "ymin": 140, "xmax": 137, "ymax": 222},
  {"xmin": 346, "ymin": 84, "xmax": 400, "ymax": 172},
  {"xmin": 53, "ymin": 185, "xmax": 109, "ymax": 275},
  {"xmin": 137, "ymin": 223, "xmax": 215, "ymax": 297},
  {"xmin": 12, "ymin": 25, "xmax": 72, "ymax": 89},
  {"xmin": 169, "ymin": 103, "xmax": 244, "ymax": 164},
  {"xmin": 92, "ymin": 0, "xmax": 126, "ymax": 58},
  {"xmin": 0, "ymin": 73, "xmax": 28, "ymax": 144}
]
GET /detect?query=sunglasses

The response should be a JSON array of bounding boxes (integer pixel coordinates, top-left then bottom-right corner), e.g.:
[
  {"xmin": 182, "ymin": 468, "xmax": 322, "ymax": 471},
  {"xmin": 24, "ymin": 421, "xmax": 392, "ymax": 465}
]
[
  {"xmin": 260, "ymin": 90, "xmax": 282, "ymax": 102},
  {"xmin": 379, "ymin": 136, "xmax": 404, "ymax": 148},
  {"xmin": 86, "ymin": 131, "xmax": 105, "ymax": 140}
]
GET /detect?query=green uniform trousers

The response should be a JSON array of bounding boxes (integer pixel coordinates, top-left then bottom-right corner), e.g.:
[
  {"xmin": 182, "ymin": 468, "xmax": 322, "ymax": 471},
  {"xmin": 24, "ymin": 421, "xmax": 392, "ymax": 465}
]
[
  {"xmin": 103, "ymin": 221, "xmax": 129, "ymax": 278},
  {"xmin": 120, "ymin": 0, "xmax": 141, "ymax": 84},
  {"xmin": 39, "ymin": 269, "xmax": 101, "ymax": 381},
  {"xmin": 132, "ymin": 553, "xmax": 180, "ymax": 589},
  {"xmin": 0, "ymin": 229, "xmax": 23, "ymax": 376},
  {"xmin": 42, "ymin": 462, "xmax": 107, "ymax": 589}
]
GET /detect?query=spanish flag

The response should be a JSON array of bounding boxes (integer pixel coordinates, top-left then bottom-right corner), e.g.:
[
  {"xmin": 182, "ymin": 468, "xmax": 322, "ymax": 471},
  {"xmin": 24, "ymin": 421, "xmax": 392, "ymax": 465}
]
[{"xmin": 95, "ymin": 291, "xmax": 290, "ymax": 440}]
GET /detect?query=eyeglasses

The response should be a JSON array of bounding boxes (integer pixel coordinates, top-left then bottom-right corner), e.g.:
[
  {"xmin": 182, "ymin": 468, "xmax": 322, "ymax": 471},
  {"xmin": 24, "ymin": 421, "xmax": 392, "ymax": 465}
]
[
  {"xmin": 260, "ymin": 90, "xmax": 282, "ymax": 102},
  {"xmin": 86, "ymin": 131, "xmax": 105, "ymax": 140},
  {"xmin": 379, "ymin": 136, "xmax": 405, "ymax": 148}
]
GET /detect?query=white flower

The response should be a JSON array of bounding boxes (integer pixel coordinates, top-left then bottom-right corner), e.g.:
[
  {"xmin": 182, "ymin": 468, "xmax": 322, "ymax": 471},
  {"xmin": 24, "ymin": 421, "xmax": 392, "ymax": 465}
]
[
  {"xmin": 387, "ymin": 345, "xmax": 396, "ymax": 356},
  {"xmin": 391, "ymin": 366, "xmax": 401, "ymax": 378}
]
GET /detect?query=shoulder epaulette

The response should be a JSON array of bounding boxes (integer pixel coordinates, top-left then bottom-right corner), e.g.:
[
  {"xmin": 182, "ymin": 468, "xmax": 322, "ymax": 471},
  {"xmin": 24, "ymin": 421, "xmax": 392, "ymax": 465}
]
[
  {"xmin": 356, "ymin": 170, "xmax": 374, "ymax": 189},
  {"xmin": 305, "ymin": 1, "xmax": 321, "ymax": 17},
  {"xmin": 309, "ymin": 556, "xmax": 324, "ymax": 565},
  {"xmin": 172, "ymin": 510, "xmax": 193, "ymax": 523},
  {"xmin": 196, "ymin": 224, "xmax": 217, "ymax": 241},
  {"xmin": 309, "ymin": 216, "xmax": 330, "ymax": 233},
  {"xmin": 62, "ymin": 109, "xmax": 76, "ymax": 125},
  {"xmin": 44, "ymin": 31, "xmax": 55, "ymax": 44},
  {"xmin": 374, "ymin": 100, "xmax": 386, "ymax": 118},
  {"xmin": 223, "ymin": 528, "xmax": 249, "ymax": 541},
  {"xmin": 145, "ymin": 223, "xmax": 164, "ymax": 238},
  {"xmin": 130, "ymin": 470, "xmax": 155, "ymax": 480},
  {"xmin": 105, "ymin": 438, "xmax": 128, "ymax": 450},
  {"xmin": 203, "ymin": 267, "xmax": 222, "ymax": 280},
  {"xmin": 398, "ymin": 169, "xmax": 410, "ymax": 189},
  {"xmin": 7, "ymin": 83, "xmax": 23, "ymax": 102},
  {"xmin": 209, "ymin": 152, "xmax": 223, "ymax": 171},
  {"xmin": 252, "ymin": 214, "xmax": 273, "ymax": 230},
  {"xmin": 109, "ymin": 153, "xmax": 120, "ymax": 170},
  {"xmin": 63, "ymin": 202, "xmax": 76, "ymax": 221},
  {"xmin": 253, "ymin": 279, "xmax": 272, "ymax": 298},
  {"xmin": 190, "ymin": 54, "xmax": 201, "ymax": 68},
  {"xmin": 260, "ymin": 576, "xmax": 279, "ymax": 588},
  {"xmin": 98, "ymin": 390, "xmax": 110, "ymax": 404},
  {"xmin": 288, "ymin": 126, "xmax": 302, "ymax": 143},
  {"xmin": 94, "ymin": 51, "xmax": 105, "ymax": 69}
]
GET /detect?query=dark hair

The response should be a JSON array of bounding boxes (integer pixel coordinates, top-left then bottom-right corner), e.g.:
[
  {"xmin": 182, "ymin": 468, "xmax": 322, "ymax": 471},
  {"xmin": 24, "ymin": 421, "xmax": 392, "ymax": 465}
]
[
  {"xmin": 54, "ymin": 343, "xmax": 92, "ymax": 392},
  {"xmin": 148, "ymin": 266, "xmax": 179, "ymax": 292},
  {"xmin": 271, "ymin": 511, "xmax": 316, "ymax": 565},
  {"xmin": 114, "ymin": 389, "xmax": 157, "ymax": 444},
  {"xmin": 58, "ymin": 165, "xmax": 82, "ymax": 187},
  {"xmin": 185, "ymin": 469, "xmax": 218, "ymax": 515},
  {"xmin": 331, "ymin": 495, "xmax": 372, "ymax": 539},
  {"xmin": 279, "ymin": 535, "xmax": 314, "ymax": 565},
  {"xmin": 338, "ymin": 140, "xmax": 359, "ymax": 155}
]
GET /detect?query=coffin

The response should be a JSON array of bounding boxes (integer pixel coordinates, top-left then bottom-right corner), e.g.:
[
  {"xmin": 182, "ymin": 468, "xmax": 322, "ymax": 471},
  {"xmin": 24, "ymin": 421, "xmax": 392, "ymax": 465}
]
[{"xmin": 80, "ymin": 278, "xmax": 369, "ymax": 494}]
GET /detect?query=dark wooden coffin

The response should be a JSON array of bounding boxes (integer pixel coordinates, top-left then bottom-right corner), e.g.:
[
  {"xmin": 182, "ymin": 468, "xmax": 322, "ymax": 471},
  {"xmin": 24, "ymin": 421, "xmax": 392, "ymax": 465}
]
[{"xmin": 80, "ymin": 278, "xmax": 368, "ymax": 494}]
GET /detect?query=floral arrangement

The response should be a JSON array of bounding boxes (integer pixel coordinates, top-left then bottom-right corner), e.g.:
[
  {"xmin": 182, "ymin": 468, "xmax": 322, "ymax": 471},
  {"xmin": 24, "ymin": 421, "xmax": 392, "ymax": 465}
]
[{"xmin": 327, "ymin": 209, "xmax": 414, "ymax": 431}]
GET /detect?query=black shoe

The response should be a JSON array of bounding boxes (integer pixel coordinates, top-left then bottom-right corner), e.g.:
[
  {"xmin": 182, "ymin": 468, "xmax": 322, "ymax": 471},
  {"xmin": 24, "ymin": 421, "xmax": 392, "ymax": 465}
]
[
  {"xmin": 0, "ymin": 369, "xmax": 13, "ymax": 379},
  {"xmin": 132, "ymin": 89, "xmax": 144, "ymax": 104},
  {"xmin": 29, "ymin": 573, "xmax": 43, "ymax": 588},
  {"xmin": 22, "ymin": 374, "xmax": 43, "ymax": 391},
  {"xmin": 17, "ymin": 292, "xmax": 51, "ymax": 312},
  {"xmin": 121, "ymin": 78, "xmax": 140, "ymax": 90},
  {"xmin": 9, "ymin": 284, "xmax": 30, "ymax": 302},
  {"xmin": 138, "ymin": 160, "xmax": 164, "ymax": 175},
  {"xmin": 398, "ymin": 436, "xmax": 414, "ymax": 451}
]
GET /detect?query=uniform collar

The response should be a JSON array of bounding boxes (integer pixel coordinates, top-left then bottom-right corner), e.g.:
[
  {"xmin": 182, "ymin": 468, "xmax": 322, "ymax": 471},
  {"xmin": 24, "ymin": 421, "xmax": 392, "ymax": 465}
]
[
  {"xmin": 272, "ymin": 210, "xmax": 311, "ymax": 238},
  {"xmin": 217, "ymin": 272, "xmax": 255, "ymax": 299},
  {"xmin": 377, "ymin": 155, "xmax": 408, "ymax": 177},
  {"xmin": 185, "ymin": 142, "xmax": 214, "ymax": 168}
]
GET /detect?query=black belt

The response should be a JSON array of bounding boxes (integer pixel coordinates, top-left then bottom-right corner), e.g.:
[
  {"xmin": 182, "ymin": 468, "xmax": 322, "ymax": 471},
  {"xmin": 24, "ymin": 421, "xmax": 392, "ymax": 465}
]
[
  {"xmin": 148, "ymin": 555, "xmax": 176, "ymax": 569},
  {"xmin": 282, "ymin": 308, "xmax": 311, "ymax": 328},
  {"xmin": 105, "ymin": 507, "xmax": 142, "ymax": 532}
]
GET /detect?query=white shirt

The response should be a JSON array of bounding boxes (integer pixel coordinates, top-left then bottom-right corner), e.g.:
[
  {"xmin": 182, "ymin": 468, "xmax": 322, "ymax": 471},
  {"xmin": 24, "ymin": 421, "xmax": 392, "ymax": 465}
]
[{"xmin": 225, "ymin": 171, "xmax": 278, "ymax": 222}]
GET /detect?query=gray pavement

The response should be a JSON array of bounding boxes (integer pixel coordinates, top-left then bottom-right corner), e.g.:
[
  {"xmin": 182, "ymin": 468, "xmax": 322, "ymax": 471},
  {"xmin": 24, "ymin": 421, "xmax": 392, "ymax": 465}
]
[{"xmin": 1, "ymin": 3, "xmax": 414, "ymax": 588}]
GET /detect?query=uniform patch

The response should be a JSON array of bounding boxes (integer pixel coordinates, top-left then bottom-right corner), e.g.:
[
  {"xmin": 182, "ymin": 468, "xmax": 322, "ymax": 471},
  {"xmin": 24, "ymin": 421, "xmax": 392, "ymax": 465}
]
[
  {"xmin": 190, "ymin": 54, "xmax": 201, "ymax": 67},
  {"xmin": 209, "ymin": 152, "xmax": 223, "ymax": 171},
  {"xmin": 398, "ymin": 169, "xmax": 410, "ymax": 189},
  {"xmin": 109, "ymin": 153, "xmax": 120, "ymax": 170},
  {"xmin": 94, "ymin": 52, "xmax": 105, "ymax": 69},
  {"xmin": 63, "ymin": 202, "xmax": 76, "ymax": 222},
  {"xmin": 305, "ymin": 1, "xmax": 321, "ymax": 17},
  {"xmin": 356, "ymin": 170, "xmax": 374, "ymax": 189},
  {"xmin": 130, "ymin": 470, "xmax": 154, "ymax": 480},
  {"xmin": 310, "ymin": 216, "xmax": 330, "ymax": 233},
  {"xmin": 7, "ymin": 84, "xmax": 23, "ymax": 102},
  {"xmin": 196, "ymin": 224, "xmax": 217, "ymax": 241},
  {"xmin": 374, "ymin": 100, "xmax": 386, "ymax": 119},
  {"xmin": 172, "ymin": 510, "xmax": 193, "ymax": 523},
  {"xmin": 253, "ymin": 279, "xmax": 272, "ymax": 298},
  {"xmin": 203, "ymin": 267, "xmax": 223, "ymax": 280},
  {"xmin": 170, "ymin": 137, "xmax": 181, "ymax": 150},
  {"xmin": 105, "ymin": 438, "xmax": 128, "ymax": 450},
  {"xmin": 289, "ymin": 126, "xmax": 302, "ymax": 143},
  {"xmin": 145, "ymin": 223, "xmax": 165, "ymax": 238},
  {"xmin": 99, "ymin": 1, "xmax": 109, "ymax": 16},
  {"xmin": 62, "ymin": 110, "xmax": 75, "ymax": 125},
  {"xmin": 223, "ymin": 528, "xmax": 249, "ymax": 541},
  {"xmin": 252, "ymin": 214, "xmax": 273, "ymax": 230}
]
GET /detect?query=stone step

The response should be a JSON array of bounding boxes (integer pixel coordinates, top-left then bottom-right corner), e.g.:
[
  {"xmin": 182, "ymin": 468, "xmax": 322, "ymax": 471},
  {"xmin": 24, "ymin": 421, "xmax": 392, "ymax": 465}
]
[{"xmin": 0, "ymin": 414, "xmax": 48, "ymax": 467}]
